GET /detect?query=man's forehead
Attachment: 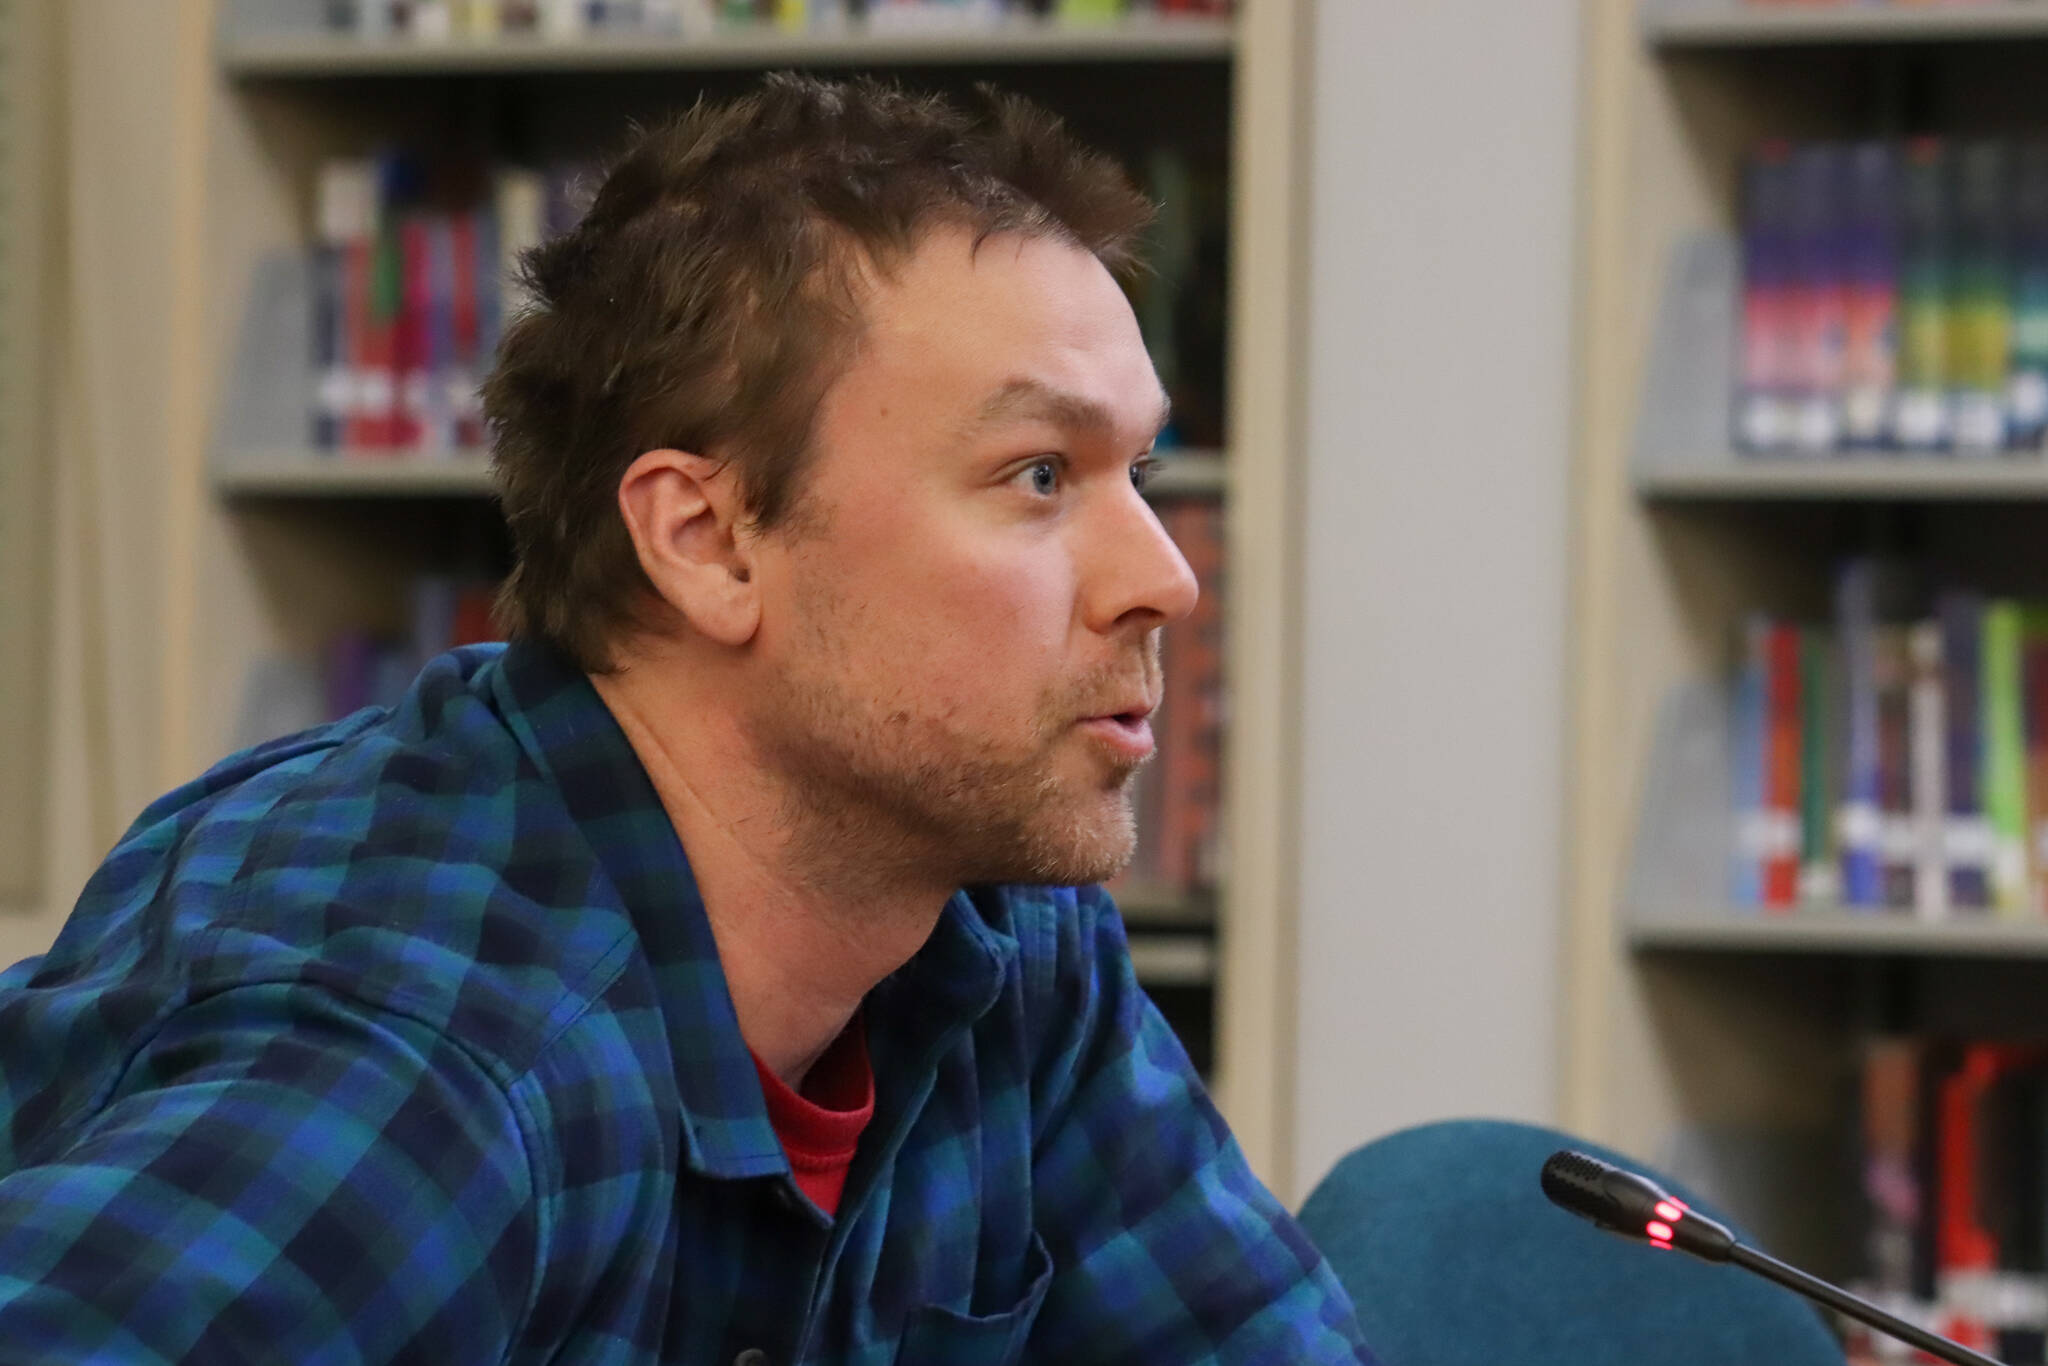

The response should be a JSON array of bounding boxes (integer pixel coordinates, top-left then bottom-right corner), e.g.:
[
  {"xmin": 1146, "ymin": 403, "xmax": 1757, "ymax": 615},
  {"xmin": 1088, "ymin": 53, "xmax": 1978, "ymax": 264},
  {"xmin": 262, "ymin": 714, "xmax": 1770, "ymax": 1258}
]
[{"xmin": 966, "ymin": 376, "xmax": 1173, "ymax": 441}]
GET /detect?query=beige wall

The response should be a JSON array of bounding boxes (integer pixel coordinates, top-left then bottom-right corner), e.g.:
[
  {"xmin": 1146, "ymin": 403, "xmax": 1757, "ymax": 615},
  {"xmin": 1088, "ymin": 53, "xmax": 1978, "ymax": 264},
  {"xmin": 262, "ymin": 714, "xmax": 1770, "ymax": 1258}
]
[
  {"xmin": 0, "ymin": 1, "xmax": 210, "ymax": 968},
  {"xmin": 1291, "ymin": 0, "xmax": 1583, "ymax": 1187}
]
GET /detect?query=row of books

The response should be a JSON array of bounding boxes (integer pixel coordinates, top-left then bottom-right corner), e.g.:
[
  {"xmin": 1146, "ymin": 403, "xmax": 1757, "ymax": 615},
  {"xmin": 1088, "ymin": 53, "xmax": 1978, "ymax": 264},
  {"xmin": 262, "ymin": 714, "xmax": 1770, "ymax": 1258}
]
[
  {"xmin": 324, "ymin": 577, "xmax": 503, "ymax": 719},
  {"xmin": 1737, "ymin": 139, "xmax": 2048, "ymax": 457},
  {"xmin": 1852, "ymin": 1036, "xmax": 2048, "ymax": 1365},
  {"xmin": 324, "ymin": 0, "xmax": 1227, "ymax": 39},
  {"xmin": 232, "ymin": 575, "xmax": 501, "ymax": 748},
  {"xmin": 1730, "ymin": 560, "xmax": 2048, "ymax": 917},
  {"xmin": 1111, "ymin": 500, "xmax": 1225, "ymax": 897},
  {"xmin": 307, "ymin": 141, "xmax": 1227, "ymax": 459},
  {"xmin": 311, "ymin": 156, "xmax": 587, "ymax": 456}
]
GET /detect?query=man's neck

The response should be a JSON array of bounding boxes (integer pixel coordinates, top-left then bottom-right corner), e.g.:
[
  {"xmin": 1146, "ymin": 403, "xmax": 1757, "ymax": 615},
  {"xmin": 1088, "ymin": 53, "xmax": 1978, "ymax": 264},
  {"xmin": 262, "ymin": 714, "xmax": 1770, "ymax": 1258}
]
[{"xmin": 589, "ymin": 661, "xmax": 950, "ymax": 1090}]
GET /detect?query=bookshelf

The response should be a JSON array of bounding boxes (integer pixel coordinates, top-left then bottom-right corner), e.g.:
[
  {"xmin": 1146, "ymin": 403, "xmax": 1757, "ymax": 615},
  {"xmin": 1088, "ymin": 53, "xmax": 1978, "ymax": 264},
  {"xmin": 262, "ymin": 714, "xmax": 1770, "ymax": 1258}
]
[
  {"xmin": 1570, "ymin": 0, "xmax": 2048, "ymax": 1285},
  {"xmin": 212, "ymin": 447, "xmax": 1226, "ymax": 499},
  {"xmin": 219, "ymin": 15, "xmax": 1235, "ymax": 74},
  {"xmin": 185, "ymin": 0, "xmax": 1310, "ymax": 1184},
  {"xmin": 1645, "ymin": 0, "xmax": 2048, "ymax": 49}
]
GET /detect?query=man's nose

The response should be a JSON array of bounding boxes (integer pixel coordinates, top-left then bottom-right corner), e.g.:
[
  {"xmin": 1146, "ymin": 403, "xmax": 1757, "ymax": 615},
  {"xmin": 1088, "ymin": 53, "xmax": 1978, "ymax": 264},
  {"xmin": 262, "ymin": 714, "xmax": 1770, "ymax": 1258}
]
[{"xmin": 1085, "ymin": 486, "xmax": 1202, "ymax": 634}]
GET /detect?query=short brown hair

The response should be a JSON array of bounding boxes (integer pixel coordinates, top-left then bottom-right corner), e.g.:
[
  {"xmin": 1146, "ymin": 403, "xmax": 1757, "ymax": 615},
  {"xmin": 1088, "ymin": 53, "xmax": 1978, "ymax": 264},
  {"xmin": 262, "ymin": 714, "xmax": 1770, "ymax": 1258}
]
[{"xmin": 483, "ymin": 73, "xmax": 1156, "ymax": 673}]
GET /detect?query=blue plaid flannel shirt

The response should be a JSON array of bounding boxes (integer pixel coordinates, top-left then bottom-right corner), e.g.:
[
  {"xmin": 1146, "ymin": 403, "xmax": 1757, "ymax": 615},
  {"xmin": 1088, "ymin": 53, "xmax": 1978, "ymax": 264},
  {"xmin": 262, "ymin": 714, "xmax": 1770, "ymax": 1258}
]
[{"xmin": 0, "ymin": 642, "xmax": 1374, "ymax": 1365}]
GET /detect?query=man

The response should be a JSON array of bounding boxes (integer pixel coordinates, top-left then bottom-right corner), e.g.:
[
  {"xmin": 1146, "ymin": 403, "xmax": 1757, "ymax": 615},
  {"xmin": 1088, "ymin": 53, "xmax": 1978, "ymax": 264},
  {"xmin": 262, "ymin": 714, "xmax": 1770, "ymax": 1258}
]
[{"xmin": 0, "ymin": 75, "xmax": 1373, "ymax": 1364}]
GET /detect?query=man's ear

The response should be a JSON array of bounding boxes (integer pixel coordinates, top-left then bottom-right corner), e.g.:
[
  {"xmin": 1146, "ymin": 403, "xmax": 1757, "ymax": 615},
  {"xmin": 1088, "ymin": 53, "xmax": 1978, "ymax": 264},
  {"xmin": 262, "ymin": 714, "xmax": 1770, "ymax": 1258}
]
[{"xmin": 615, "ymin": 448, "xmax": 761, "ymax": 648}]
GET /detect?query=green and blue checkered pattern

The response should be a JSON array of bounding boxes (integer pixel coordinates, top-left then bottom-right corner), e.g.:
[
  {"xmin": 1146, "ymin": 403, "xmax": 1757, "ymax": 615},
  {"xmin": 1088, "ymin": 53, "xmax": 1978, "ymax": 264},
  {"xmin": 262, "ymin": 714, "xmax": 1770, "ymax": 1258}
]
[{"xmin": 0, "ymin": 642, "xmax": 1373, "ymax": 1365}]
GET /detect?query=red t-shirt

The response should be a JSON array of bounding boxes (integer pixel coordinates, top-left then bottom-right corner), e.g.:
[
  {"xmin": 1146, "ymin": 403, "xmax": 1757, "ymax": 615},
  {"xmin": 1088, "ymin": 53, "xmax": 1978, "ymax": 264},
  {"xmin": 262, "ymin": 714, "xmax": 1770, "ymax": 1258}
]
[{"xmin": 749, "ymin": 1019, "xmax": 874, "ymax": 1218}]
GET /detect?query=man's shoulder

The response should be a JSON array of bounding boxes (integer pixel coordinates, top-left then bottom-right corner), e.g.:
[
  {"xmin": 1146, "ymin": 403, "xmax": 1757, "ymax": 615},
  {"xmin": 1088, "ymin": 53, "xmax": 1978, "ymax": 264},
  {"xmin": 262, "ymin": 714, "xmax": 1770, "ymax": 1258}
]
[{"xmin": 43, "ymin": 646, "xmax": 640, "ymax": 1076}]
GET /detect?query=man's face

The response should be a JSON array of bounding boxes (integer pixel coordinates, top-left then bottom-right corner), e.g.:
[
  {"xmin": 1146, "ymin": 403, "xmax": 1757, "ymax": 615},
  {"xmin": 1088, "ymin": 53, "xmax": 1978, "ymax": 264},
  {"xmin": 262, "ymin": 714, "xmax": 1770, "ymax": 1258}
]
[{"xmin": 743, "ymin": 225, "xmax": 1199, "ymax": 890}]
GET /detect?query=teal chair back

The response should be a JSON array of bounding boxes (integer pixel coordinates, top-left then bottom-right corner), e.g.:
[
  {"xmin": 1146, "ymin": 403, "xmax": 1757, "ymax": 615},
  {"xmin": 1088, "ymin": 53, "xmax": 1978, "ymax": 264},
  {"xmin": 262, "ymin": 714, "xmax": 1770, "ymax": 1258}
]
[{"xmin": 1296, "ymin": 1119, "xmax": 1846, "ymax": 1366}]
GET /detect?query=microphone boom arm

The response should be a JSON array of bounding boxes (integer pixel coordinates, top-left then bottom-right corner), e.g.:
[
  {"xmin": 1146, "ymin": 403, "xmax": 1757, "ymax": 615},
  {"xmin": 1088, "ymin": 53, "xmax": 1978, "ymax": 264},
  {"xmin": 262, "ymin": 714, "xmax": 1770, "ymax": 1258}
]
[
  {"xmin": 1540, "ymin": 1149, "xmax": 2008, "ymax": 1366},
  {"xmin": 1726, "ymin": 1244, "xmax": 2004, "ymax": 1366}
]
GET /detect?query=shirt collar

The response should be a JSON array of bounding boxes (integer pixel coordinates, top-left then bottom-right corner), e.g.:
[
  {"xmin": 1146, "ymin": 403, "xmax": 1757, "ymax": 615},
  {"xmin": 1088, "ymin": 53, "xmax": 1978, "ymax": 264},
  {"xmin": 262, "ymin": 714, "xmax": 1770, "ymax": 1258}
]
[{"xmin": 481, "ymin": 641, "xmax": 1015, "ymax": 1180}]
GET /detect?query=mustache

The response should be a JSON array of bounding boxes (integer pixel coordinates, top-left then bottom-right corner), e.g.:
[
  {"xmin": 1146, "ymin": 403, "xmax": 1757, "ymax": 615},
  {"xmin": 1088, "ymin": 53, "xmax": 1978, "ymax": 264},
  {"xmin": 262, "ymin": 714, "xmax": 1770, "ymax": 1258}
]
[{"xmin": 1055, "ymin": 635, "xmax": 1164, "ymax": 719}]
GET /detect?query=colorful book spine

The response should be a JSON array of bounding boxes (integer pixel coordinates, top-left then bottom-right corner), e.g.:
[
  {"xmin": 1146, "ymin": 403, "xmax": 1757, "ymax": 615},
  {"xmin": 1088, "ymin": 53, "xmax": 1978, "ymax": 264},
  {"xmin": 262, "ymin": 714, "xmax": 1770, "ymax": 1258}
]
[
  {"xmin": 1875, "ymin": 625, "xmax": 1916, "ymax": 910},
  {"xmin": 1983, "ymin": 600, "xmax": 2030, "ymax": 915},
  {"xmin": 1839, "ymin": 561, "xmax": 1885, "ymax": 908},
  {"xmin": 1799, "ymin": 627, "xmax": 1840, "ymax": 906},
  {"xmin": 1951, "ymin": 142, "xmax": 2014, "ymax": 454},
  {"xmin": 1733, "ymin": 616, "xmax": 1769, "ymax": 908},
  {"xmin": 395, "ymin": 214, "xmax": 433, "ymax": 451},
  {"xmin": 1789, "ymin": 143, "xmax": 1848, "ymax": 453},
  {"xmin": 1765, "ymin": 621, "xmax": 1803, "ymax": 908},
  {"xmin": 1842, "ymin": 142, "xmax": 1900, "ymax": 450},
  {"xmin": 1943, "ymin": 591, "xmax": 1992, "ymax": 911},
  {"xmin": 1896, "ymin": 139, "xmax": 1956, "ymax": 450},
  {"xmin": 1860, "ymin": 1037, "xmax": 1924, "ymax": 1303},
  {"xmin": 312, "ymin": 161, "xmax": 374, "ymax": 452},
  {"xmin": 1738, "ymin": 143, "xmax": 1799, "ymax": 452},
  {"xmin": 2026, "ymin": 622, "xmax": 2048, "ymax": 916},
  {"xmin": 2011, "ymin": 143, "xmax": 2048, "ymax": 450},
  {"xmin": 1910, "ymin": 621, "xmax": 1949, "ymax": 921},
  {"xmin": 1155, "ymin": 501, "xmax": 1226, "ymax": 892}
]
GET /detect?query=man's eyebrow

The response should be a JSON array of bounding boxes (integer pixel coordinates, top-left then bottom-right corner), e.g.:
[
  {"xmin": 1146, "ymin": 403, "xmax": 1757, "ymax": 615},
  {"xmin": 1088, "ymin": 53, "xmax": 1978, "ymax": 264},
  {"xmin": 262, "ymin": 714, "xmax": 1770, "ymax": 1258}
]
[{"xmin": 967, "ymin": 378, "xmax": 1173, "ymax": 443}]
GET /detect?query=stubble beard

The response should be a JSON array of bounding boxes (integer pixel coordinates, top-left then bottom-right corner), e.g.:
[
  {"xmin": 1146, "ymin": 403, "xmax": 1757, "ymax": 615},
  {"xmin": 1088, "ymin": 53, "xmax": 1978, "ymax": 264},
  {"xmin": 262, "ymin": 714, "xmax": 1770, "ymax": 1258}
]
[{"xmin": 752, "ymin": 643, "xmax": 1157, "ymax": 896}]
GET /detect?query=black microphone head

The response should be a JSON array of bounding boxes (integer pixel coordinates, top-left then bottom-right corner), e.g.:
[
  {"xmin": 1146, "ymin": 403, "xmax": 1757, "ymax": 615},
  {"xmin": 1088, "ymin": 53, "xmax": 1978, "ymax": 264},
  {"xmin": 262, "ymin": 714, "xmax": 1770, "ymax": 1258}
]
[
  {"xmin": 1539, "ymin": 1149, "xmax": 1621, "ymax": 1225},
  {"xmin": 1540, "ymin": 1149, "xmax": 1736, "ymax": 1263}
]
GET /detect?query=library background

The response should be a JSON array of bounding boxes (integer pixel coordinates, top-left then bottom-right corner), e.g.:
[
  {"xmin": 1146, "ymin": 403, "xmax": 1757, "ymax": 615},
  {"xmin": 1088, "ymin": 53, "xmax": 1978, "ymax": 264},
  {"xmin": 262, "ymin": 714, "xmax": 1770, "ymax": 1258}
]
[{"xmin": 37, "ymin": 0, "xmax": 2048, "ymax": 1360}]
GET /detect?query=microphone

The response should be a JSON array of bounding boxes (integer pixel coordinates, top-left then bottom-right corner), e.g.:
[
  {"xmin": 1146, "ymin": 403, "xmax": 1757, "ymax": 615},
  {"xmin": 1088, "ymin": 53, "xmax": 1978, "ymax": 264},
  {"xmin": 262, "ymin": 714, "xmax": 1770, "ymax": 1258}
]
[{"xmin": 1540, "ymin": 1149, "xmax": 2007, "ymax": 1366}]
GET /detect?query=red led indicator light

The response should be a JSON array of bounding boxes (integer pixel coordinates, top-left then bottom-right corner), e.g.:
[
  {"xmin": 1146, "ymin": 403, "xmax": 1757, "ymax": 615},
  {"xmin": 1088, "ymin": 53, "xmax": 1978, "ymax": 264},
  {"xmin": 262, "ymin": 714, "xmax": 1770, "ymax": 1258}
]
[
  {"xmin": 1646, "ymin": 1220, "xmax": 1676, "ymax": 1242},
  {"xmin": 1654, "ymin": 1201, "xmax": 1684, "ymax": 1222},
  {"xmin": 1649, "ymin": 1238, "xmax": 1674, "ymax": 1251}
]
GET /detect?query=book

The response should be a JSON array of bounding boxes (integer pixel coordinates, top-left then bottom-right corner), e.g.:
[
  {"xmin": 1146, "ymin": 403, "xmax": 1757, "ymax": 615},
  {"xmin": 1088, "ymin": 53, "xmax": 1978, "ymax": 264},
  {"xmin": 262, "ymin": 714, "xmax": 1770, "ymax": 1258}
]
[
  {"xmin": 1838, "ymin": 561, "xmax": 1886, "ymax": 907},
  {"xmin": 1985, "ymin": 599, "xmax": 2030, "ymax": 914},
  {"xmin": 2025, "ymin": 624, "xmax": 2048, "ymax": 915},
  {"xmin": 1788, "ymin": 143, "xmax": 1848, "ymax": 453},
  {"xmin": 1802, "ymin": 626, "xmax": 1843, "ymax": 907},
  {"xmin": 1875, "ymin": 625, "xmax": 1915, "ymax": 911},
  {"xmin": 1738, "ymin": 143, "xmax": 1800, "ymax": 453},
  {"xmin": 1842, "ymin": 142, "xmax": 1901, "ymax": 449},
  {"xmin": 1733, "ymin": 614, "xmax": 1770, "ymax": 907},
  {"xmin": 2012, "ymin": 143, "xmax": 2048, "ymax": 450},
  {"xmin": 1154, "ymin": 501, "xmax": 1226, "ymax": 893},
  {"xmin": 1896, "ymin": 139, "xmax": 1955, "ymax": 451},
  {"xmin": 1952, "ymin": 142, "xmax": 2014, "ymax": 454},
  {"xmin": 1909, "ymin": 621, "xmax": 1949, "ymax": 920},
  {"xmin": 1943, "ymin": 592, "xmax": 1993, "ymax": 912}
]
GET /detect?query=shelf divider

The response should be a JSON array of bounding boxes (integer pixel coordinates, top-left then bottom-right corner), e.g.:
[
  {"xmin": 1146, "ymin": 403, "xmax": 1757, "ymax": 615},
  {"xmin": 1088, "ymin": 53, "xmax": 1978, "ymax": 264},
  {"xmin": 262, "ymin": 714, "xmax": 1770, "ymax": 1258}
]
[{"xmin": 1645, "ymin": 0, "xmax": 2048, "ymax": 49}]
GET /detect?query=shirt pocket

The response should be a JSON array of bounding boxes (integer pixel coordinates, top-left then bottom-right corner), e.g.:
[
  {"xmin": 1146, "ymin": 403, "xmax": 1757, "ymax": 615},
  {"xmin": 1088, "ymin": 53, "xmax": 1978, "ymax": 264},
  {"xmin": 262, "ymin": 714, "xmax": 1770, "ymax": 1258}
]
[{"xmin": 892, "ymin": 1231, "xmax": 1053, "ymax": 1366}]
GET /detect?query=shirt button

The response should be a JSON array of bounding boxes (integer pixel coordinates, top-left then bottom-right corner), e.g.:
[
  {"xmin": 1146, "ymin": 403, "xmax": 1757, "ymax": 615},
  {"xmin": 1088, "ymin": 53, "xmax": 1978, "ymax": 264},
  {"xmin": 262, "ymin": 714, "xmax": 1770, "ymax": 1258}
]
[{"xmin": 734, "ymin": 1351, "xmax": 769, "ymax": 1366}]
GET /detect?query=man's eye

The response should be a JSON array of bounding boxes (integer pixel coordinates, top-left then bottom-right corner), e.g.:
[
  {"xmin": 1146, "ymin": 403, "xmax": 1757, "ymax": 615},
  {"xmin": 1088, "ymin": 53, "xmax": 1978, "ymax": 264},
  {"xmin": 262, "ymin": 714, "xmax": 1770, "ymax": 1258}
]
[
  {"xmin": 1023, "ymin": 460, "xmax": 1060, "ymax": 496},
  {"xmin": 1130, "ymin": 457, "xmax": 1158, "ymax": 492}
]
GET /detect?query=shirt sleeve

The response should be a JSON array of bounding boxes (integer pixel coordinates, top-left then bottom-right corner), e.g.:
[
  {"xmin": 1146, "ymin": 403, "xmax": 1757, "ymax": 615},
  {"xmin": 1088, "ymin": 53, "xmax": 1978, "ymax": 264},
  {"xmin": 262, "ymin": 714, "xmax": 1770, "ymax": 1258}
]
[
  {"xmin": 1023, "ymin": 886, "xmax": 1379, "ymax": 1366},
  {"xmin": 0, "ymin": 982, "xmax": 538, "ymax": 1366}
]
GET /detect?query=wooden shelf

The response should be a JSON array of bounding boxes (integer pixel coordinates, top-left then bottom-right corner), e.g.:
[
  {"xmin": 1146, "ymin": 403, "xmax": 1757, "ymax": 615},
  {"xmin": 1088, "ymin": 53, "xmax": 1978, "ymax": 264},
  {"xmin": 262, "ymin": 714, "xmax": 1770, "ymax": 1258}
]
[
  {"xmin": 1636, "ymin": 457, "xmax": 2048, "ymax": 501},
  {"xmin": 212, "ymin": 447, "xmax": 1223, "ymax": 501},
  {"xmin": 1629, "ymin": 908, "xmax": 2048, "ymax": 960},
  {"xmin": 1645, "ymin": 0, "xmax": 2048, "ymax": 49},
  {"xmin": 1114, "ymin": 882, "xmax": 1218, "ymax": 928},
  {"xmin": 213, "ymin": 452, "xmax": 497, "ymax": 498},
  {"xmin": 1147, "ymin": 449, "xmax": 1225, "ymax": 498},
  {"xmin": 1126, "ymin": 931, "xmax": 1217, "ymax": 987},
  {"xmin": 219, "ymin": 15, "xmax": 1236, "ymax": 77}
]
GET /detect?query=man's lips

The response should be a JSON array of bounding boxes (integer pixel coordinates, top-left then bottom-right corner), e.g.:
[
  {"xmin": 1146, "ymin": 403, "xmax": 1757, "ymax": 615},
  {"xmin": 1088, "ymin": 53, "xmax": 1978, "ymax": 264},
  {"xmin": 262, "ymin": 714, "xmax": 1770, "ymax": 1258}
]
[{"xmin": 1077, "ymin": 707, "xmax": 1156, "ymax": 760}]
